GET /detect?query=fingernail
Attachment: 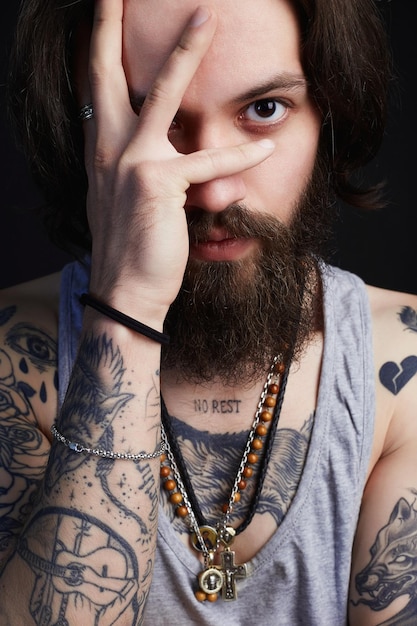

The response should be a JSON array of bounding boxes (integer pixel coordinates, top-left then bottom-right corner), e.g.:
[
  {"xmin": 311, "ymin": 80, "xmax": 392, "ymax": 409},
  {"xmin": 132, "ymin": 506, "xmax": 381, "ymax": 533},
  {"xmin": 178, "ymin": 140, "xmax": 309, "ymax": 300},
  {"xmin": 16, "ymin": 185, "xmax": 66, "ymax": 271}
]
[
  {"xmin": 190, "ymin": 6, "xmax": 210, "ymax": 28},
  {"xmin": 257, "ymin": 139, "xmax": 275, "ymax": 149}
]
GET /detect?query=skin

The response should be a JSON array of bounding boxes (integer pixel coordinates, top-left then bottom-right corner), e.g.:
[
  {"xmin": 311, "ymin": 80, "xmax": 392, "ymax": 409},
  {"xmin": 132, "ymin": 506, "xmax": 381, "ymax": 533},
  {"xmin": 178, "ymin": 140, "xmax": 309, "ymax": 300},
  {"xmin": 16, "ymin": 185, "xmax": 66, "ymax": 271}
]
[
  {"xmin": 82, "ymin": 0, "xmax": 324, "ymax": 572},
  {"xmin": 0, "ymin": 1, "xmax": 417, "ymax": 624},
  {"xmin": 82, "ymin": 0, "xmax": 320, "ymax": 313}
]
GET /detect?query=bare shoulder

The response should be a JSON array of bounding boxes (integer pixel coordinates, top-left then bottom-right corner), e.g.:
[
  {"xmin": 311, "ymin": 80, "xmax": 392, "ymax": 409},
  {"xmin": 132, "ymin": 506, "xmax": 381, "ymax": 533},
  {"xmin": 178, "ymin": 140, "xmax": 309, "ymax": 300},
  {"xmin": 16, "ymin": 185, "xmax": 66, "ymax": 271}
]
[
  {"xmin": 0, "ymin": 272, "xmax": 61, "ymax": 310},
  {"xmin": 366, "ymin": 284, "xmax": 417, "ymax": 459},
  {"xmin": 0, "ymin": 271, "xmax": 61, "ymax": 346},
  {"xmin": 366, "ymin": 284, "xmax": 417, "ymax": 351},
  {"xmin": 366, "ymin": 283, "xmax": 417, "ymax": 315},
  {"xmin": 0, "ymin": 272, "xmax": 62, "ymax": 435}
]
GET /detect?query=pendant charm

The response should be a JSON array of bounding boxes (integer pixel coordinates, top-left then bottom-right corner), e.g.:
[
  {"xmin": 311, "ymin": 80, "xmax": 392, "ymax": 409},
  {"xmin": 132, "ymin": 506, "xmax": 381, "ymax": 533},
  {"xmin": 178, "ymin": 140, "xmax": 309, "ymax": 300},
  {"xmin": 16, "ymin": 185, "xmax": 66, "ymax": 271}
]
[
  {"xmin": 198, "ymin": 566, "xmax": 224, "ymax": 595},
  {"xmin": 190, "ymin": 526, "xmax": 218, "ymax": 552},
  {"xmin": 197, "ymin": 540, "xmax": 249, "ymax": 602},
  {"xmin": 197, "ymin": 550, "xmax": 249, "ymax": 601},
  {"xmin": 219, "ymin": 548, "xmax": 248, "ymax": 601}
]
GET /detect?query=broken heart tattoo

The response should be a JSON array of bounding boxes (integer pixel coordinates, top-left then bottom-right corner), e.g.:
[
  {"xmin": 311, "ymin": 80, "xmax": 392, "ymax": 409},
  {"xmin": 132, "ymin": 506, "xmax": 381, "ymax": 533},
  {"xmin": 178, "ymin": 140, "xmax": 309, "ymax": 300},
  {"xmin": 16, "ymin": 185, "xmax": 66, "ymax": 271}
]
[
  {"xmin": 379, "ymin": 306, "xmax": 417, "ymax": 395},
  {"xmin": 379, "ymin": 356, "xmax": 417, "ymax": 395}
]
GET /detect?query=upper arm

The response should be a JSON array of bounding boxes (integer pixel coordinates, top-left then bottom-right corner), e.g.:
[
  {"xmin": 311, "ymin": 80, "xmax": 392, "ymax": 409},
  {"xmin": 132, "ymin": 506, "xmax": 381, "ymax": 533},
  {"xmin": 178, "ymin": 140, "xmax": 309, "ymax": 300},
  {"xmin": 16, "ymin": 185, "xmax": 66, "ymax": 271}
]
[
  {"xmin": 0, "ymin": 283, "xmax": 59, "ymax": 571},
  {"xmin": 349, "ymin": 291, "xmax": 417, "ymax": 625},
  {"xmin": 349, "ymin": 441, "xmax": 417, "ymax": 625}
]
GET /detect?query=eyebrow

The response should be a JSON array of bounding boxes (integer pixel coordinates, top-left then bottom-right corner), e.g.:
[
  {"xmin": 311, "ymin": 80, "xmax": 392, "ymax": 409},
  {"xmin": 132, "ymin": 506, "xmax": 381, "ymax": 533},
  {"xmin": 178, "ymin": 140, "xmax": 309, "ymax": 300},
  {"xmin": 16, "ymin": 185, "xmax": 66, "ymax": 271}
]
[
  {"xmin": 231, "ymin": 73, "xmax": 309, "ymax": 104},
  {"xmin": 129, "ymin": 72, "xmax": 308, "ymax": 109}
]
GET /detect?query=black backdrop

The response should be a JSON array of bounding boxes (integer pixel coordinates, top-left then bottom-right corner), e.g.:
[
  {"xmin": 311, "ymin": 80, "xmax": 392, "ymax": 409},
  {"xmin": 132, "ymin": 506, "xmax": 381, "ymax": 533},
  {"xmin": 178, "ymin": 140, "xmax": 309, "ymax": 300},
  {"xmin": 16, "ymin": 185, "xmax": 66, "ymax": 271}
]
[{"xmin": 1, "ymin": 1, "xmax": 415, "ymax": 292}]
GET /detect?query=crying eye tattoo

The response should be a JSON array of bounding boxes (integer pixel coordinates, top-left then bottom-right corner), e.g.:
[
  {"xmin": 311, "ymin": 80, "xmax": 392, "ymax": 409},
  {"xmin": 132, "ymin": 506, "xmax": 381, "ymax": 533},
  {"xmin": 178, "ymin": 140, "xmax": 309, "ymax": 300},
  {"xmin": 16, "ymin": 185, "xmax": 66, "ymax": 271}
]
[{"xmin": 5, "ymin": 324, "xmax": 57, "ymax": 372}]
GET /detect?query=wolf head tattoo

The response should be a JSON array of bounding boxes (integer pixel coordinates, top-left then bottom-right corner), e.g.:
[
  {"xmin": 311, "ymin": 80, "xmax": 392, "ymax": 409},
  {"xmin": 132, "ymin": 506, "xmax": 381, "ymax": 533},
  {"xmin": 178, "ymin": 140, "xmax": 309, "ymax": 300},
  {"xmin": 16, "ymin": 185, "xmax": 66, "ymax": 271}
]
[{"xmin": 354, "ymin": 497, "xmax": 417, "ymax": 625}]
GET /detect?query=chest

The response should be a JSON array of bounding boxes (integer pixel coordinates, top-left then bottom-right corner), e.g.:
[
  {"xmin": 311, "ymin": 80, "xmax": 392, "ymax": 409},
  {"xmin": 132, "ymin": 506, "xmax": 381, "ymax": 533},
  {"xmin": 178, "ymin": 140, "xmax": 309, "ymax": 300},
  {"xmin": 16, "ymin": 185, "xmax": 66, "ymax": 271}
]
[
  {"xmin": 159, "ymin": 368, "xmax": 318, "ymax": 565},
  {"xmin": 160, "ymin": 331, "xmax": 373, "ymax": 568}
]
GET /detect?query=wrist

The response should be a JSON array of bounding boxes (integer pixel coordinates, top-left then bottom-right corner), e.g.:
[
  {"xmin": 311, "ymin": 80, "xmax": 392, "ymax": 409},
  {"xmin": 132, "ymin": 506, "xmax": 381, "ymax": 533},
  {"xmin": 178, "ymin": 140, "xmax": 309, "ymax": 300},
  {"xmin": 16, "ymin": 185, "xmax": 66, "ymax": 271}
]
[
  {"xmin": 87, "ymin": 283, "xmax": 170, "ymax": 330},
  {"xmin": 80, "ymin": 293, "xmax": 170, "ymax": 345}
]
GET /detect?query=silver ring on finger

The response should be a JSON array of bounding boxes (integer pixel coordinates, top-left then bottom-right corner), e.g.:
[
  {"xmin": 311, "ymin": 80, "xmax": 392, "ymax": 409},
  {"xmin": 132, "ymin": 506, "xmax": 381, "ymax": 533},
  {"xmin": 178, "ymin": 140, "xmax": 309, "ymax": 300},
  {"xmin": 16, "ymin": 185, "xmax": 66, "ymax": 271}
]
[{"xmin": 79, "ymin": 103, "xmax": 94, "ymax": 121}]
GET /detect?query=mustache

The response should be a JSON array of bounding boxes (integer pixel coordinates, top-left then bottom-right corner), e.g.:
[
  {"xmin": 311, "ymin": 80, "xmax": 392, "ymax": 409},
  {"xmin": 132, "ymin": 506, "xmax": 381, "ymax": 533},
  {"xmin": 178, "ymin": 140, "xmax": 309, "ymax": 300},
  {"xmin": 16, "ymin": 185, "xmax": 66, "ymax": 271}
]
[{"xmin": 186, "ymin": 204, "xmax": 289, "ymax": 244}]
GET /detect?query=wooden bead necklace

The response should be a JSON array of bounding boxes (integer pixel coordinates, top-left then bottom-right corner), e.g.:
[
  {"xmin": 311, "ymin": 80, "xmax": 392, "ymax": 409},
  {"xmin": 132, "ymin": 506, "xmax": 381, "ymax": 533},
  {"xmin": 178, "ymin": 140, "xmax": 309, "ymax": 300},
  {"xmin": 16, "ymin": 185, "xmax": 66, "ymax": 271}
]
[{"xmin": 160, "ymin": 354, "xmax": 290, "ymax": 603}]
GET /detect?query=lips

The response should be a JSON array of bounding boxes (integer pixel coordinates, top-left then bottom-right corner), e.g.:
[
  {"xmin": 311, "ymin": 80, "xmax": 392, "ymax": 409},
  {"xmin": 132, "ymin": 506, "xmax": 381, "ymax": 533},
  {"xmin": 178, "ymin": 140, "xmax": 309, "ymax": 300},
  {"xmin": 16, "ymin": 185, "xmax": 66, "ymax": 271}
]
[{"xmin": 189, "ymin": 229, "xmax": 255, "ymax": 262}]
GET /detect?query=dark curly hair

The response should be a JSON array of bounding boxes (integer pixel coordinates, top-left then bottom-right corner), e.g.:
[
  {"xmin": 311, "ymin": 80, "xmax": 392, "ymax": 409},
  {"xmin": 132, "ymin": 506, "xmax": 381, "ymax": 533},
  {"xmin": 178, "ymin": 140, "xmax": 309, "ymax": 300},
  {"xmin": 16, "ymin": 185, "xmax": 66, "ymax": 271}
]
[{"xmin": 7, "ymin": 0, "xmax": 391, "ymax": 256}]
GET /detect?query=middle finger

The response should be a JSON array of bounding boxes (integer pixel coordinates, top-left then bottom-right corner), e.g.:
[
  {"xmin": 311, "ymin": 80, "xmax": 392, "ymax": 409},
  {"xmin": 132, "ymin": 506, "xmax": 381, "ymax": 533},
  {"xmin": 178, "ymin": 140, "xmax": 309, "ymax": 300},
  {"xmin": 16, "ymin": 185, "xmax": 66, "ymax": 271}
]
[{"xmin": 131, "ymin": 7, "xmax": 217, "ymax": 146}]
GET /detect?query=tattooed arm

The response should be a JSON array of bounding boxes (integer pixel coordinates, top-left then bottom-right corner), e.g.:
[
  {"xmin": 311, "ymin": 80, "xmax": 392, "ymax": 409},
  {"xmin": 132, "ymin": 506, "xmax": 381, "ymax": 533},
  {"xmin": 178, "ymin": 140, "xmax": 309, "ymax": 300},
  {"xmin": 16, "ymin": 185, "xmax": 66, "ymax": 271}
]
[
  {"xmin": 0, "ymin": 1, "xmax": 273, "ymax": 622},
  {"xmin": 349, "ymin": 294, "xmax": 417, "ymax": 626},
  {"xmin": 0, "ymin": 291, "xmax": 57, "ymax": 572},
  {"xmin": 0, "ymin": 288, "xmax": 163, "ymax": 625}
]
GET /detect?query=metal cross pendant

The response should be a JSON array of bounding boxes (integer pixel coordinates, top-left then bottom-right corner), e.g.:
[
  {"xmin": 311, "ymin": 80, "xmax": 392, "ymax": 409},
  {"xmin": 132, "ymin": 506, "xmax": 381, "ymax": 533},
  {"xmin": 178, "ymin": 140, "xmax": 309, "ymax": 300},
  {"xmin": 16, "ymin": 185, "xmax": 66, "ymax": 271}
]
[
  {"xmin": 196, "ymin": 526, "xmax": 249, "ymax": 601},
  {"xmin": 198, "ymin": 548, "xmax": 248, "ymax": 601},
  {"xmin": 219, "ymin": 548, "xmax": 248, "ymax": 600}
]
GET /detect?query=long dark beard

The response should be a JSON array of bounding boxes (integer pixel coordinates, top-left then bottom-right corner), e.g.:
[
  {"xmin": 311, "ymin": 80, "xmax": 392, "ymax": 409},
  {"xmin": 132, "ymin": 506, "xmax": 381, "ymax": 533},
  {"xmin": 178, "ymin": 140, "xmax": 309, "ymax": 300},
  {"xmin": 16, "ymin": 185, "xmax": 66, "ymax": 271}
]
[{"xmin": 162, "ymin": 157, "xmax": 334, "ymax": 384}]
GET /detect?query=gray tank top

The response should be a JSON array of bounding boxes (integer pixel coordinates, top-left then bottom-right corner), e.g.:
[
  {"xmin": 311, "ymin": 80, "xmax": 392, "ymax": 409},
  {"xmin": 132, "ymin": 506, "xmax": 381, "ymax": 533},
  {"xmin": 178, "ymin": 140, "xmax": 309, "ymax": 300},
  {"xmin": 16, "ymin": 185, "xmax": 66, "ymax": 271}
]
[{"xmin": 58, "ymin": 260, "xmax": 375, "ymax": 625}]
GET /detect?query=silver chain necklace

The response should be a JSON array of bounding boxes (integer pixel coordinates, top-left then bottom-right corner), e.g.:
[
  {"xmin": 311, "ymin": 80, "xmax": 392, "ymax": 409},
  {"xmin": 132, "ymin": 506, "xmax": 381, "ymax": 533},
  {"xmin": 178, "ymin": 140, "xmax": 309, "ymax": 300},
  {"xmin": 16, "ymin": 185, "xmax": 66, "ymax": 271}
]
[{"xmin": 160, "ymin": 354, "xmax": 286, "ymax": 602}]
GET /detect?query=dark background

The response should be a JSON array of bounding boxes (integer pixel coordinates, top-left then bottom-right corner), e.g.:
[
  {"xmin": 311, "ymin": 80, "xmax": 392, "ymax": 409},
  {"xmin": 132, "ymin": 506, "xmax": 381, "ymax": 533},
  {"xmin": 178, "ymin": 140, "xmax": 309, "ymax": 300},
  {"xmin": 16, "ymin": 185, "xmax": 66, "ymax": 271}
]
[{"xmin": 0, "ymin": 1, "xmax": 415, "ymax": 292}]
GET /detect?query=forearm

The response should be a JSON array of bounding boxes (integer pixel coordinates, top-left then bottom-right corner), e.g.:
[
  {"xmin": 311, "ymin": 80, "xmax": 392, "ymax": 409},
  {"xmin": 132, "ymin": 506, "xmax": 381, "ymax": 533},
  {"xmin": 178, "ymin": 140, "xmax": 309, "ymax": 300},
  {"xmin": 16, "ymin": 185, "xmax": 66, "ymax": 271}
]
[
  {"xmin": 0, "ymin": 0, "xmax": 278, "ymax": 618},
  {"xmin": 1, "ymin": 314, "xmax": 163, "ymax": 625}
]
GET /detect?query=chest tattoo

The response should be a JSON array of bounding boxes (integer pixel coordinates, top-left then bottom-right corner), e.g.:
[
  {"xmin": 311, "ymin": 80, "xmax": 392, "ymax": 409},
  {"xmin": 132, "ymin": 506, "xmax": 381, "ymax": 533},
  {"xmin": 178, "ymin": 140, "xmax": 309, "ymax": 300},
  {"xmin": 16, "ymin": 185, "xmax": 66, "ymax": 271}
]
[
  {"xmin": 193, "ymin": 398, "xmax": 242, "ymax": 415},
  {"xmin": 161, "ymin": 413, "xmax": 314, "ymax": 534}
]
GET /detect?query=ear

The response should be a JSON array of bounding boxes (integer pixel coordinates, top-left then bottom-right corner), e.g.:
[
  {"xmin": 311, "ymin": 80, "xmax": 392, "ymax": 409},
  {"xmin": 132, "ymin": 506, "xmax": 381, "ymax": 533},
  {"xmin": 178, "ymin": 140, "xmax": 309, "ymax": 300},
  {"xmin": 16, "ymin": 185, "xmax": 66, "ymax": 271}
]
[{"xmin": 389, "ymin": 497, "xmax": 411, "ymax": 525}]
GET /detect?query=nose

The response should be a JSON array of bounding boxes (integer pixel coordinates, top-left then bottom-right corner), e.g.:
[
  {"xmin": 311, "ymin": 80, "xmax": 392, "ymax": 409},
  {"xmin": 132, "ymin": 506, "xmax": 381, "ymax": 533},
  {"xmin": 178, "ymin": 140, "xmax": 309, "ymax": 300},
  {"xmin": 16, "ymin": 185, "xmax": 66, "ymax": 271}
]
[
  {"xmin": 186, "ymin": 177, "xmax": 246, "ymax": 214},
  {"xmin": 181, "ymin": 123, "xmax": 247, "ymax": 214}
]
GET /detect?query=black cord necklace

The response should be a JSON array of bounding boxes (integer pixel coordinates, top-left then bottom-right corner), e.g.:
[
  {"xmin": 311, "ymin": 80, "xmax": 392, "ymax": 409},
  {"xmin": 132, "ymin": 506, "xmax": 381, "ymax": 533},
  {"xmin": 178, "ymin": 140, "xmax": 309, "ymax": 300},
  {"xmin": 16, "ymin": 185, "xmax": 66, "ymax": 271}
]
[
  {"xmin": 159, "ymin": 342, "xmax": 295, "ymax": 603},
  {"xmin": 160, "ymin": 353, "xmax": 291, "ymax": 535}
]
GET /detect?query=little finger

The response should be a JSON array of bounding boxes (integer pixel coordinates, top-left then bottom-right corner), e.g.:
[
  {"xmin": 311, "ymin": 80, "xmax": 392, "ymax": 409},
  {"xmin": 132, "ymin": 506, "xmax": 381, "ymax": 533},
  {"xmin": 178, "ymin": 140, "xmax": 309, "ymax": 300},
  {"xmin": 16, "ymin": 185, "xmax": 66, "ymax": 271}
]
[{"xmin": 89, "ymin": 0, "xmax": 136, "ymax": 145}]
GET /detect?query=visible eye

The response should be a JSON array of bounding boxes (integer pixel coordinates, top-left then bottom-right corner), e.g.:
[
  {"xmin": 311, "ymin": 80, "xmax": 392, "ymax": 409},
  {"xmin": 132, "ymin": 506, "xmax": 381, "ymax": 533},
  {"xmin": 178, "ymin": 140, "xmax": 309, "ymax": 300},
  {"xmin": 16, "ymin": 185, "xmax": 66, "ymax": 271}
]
[
  {"xmin": 242, "ymin": 99, "xmax": 287, "ymax": 124},
  {"xmin": 5, "ymin": 324, "xmax": 57, "ymax": 372}
]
